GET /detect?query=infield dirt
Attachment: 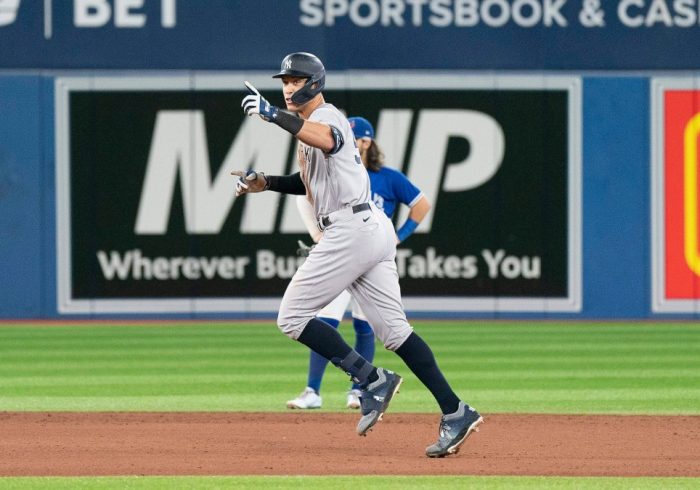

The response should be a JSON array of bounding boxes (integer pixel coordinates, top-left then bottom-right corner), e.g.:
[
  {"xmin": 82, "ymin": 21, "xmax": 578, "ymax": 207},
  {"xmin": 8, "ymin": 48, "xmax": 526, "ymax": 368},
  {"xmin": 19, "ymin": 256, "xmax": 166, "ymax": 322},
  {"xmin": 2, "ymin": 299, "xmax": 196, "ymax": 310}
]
[{"xmin": 1, "ymin": 412, "xmax": 699, "ymax": 477}]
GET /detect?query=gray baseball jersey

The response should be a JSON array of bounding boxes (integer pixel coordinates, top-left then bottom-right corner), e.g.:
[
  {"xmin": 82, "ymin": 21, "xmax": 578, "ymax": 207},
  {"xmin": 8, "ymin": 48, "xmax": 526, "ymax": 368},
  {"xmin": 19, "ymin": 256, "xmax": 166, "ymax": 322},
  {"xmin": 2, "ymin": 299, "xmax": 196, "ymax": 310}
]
[
  {"xmin": 297, "ymin": 103, "xmax": 371, "ymax": 217},
  {"xmin": 278, "ymin": 103, "xmax": 413, "ymax": 351}
]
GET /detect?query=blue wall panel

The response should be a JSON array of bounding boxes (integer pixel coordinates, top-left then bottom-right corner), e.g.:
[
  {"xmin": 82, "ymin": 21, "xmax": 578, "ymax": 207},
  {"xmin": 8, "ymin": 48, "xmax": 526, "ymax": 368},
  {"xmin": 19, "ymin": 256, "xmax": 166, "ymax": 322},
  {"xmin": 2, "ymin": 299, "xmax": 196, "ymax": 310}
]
[
  {"xmin": 40, "ymin": 76, "xmax": 56, "ymax": 319},
  {"xmin": 582, "ymin": 78, "xmax": 650, "ymax": 319},
  {"xmin": 0, "ymin": 76, "xmax": 45, "ymax": 317}
]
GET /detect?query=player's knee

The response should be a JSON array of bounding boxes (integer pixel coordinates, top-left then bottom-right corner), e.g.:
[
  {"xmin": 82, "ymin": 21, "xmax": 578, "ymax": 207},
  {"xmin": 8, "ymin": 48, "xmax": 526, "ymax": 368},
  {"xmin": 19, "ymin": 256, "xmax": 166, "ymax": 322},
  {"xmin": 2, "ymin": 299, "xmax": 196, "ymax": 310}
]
[
  {"xmin": 276, "ymin": 319, "xmax": 301, "ymax": 339},
  {"xmin": 276, "ymin": 311, "xmax": 305, "ymax": 340},
  {"xmin": 378, "ymin": 325, "xmax": 413, "ymax": 351},
  {"xmin": 277, "ymin": 311, "xmax": 301, "ymax": 340}
]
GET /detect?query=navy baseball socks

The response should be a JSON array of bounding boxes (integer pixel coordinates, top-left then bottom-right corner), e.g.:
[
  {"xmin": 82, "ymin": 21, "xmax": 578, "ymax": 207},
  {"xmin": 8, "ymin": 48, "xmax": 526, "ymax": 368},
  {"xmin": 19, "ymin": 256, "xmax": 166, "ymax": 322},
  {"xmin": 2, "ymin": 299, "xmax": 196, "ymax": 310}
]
[
  {"xmin": 395, "ymin": 332, "xmax": 460, "ymax": 414},
  {"xmin": 297, "ymin": 318, "xmax": 402, "ymax": 434},
  {"xmin": 395, "ymin": 332, "xmax": 483, "ymax": 457},
  {"xmin": 305, "ymin": 317, "xmax": 375, "ymax": 394},
  {"xmin": 297, "ymin": 317, "xmax": 379, "ymax": 385},
  {"xmin": 350, "ymin": 319, "xmax": 375, "ymax": 390},
  {"xmin": 306, "ymin": 317, "xmax": 341, "ymax": 393}
]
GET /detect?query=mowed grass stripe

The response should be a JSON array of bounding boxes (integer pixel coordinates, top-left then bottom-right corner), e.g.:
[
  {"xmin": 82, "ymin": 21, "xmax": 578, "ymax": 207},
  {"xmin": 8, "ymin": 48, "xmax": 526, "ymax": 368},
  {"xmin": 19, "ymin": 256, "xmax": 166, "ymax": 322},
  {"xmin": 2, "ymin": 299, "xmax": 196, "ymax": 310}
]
[
  {"xmin": 2, "ymin": 321, "xmax": 696, "ymax": 340},
  {"xmin": 1, "ymin": 366, "xmax": 698, "ymax": 388},
  {"xmin": 0, "ymin": 356, "xmax": 697, "ymax": 378},
  {"xmin": 4, "ymin": 379, "xmax": 698, "ymax": 397},
  {"xmin": 0, "ymin": 322, "xmax": 698, "ymax": 414}
]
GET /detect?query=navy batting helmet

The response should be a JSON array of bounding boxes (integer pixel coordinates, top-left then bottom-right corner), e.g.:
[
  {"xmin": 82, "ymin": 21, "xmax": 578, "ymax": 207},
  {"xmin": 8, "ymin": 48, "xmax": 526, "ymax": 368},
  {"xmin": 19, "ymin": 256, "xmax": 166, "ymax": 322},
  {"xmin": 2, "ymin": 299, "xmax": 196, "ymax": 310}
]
[{"xmin": 273, "ymin": 52, "xmax": 326, "ymax": 105}]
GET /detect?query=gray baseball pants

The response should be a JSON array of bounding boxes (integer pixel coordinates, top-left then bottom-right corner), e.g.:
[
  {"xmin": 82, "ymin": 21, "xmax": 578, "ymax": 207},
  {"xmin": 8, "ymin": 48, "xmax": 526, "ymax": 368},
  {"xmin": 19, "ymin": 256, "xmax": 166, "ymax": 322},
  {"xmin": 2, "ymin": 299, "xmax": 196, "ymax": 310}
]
[{"xmin": 277, "ymin": 202, "xmax": 413, "ymax": 351}]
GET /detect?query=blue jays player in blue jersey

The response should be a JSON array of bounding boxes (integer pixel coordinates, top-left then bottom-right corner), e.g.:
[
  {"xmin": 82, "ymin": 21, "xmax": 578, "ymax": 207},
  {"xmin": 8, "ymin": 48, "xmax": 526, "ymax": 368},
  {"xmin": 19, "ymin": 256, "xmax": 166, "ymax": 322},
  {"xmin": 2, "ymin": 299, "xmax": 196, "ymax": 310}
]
[
  {"xmin": 287, "ymin": 116, "xmax": 431, "ymax": 410},
  {"xmin": 353, "ymin": 116, "xmax": 432, "ymax": 243}
]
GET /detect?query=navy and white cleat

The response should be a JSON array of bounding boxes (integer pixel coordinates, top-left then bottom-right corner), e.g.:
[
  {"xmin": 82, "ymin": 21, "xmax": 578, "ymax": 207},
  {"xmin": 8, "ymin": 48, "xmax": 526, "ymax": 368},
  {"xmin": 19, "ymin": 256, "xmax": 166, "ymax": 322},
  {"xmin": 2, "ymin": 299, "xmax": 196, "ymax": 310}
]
[
  {"xmin": 425, "ymin": 401, "xmax": 483, "ymax": 458},
  {"xmin": 356, "ymin": 367, "xmax": 403, "ymax": 436}
]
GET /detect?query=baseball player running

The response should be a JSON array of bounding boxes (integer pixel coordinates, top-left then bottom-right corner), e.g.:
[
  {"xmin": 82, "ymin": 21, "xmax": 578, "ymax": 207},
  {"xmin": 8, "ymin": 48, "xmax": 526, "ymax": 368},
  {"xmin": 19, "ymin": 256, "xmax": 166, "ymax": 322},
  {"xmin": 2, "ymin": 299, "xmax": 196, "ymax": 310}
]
[
  {"xmin": 287, "ymin": 116, "xmax": 432, "ymax": 411},
  {"xmin": 233, "ymin": 52, "xmax": 483, "ymax": 457}
]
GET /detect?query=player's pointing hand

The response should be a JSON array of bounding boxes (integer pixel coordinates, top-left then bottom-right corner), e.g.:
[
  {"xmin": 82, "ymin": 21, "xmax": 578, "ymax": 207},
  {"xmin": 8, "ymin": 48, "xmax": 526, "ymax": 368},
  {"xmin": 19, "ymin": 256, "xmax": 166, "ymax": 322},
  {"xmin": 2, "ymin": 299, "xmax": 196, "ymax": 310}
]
[
  {"xmin": 241, "ymin": 81, "xmax": 279, "ymax": 122},
  {"xmin": 231, "ymin": 169, "xmax": 268, "ymax": 197}
]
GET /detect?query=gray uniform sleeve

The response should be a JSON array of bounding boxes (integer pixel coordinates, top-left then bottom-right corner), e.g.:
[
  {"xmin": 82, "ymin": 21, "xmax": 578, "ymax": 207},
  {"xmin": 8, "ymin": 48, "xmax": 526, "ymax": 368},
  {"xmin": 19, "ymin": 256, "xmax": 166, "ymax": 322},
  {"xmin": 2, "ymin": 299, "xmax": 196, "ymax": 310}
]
[{"xmin": 310, "ymin": 106, "xmax": 345, "ymax": 154}]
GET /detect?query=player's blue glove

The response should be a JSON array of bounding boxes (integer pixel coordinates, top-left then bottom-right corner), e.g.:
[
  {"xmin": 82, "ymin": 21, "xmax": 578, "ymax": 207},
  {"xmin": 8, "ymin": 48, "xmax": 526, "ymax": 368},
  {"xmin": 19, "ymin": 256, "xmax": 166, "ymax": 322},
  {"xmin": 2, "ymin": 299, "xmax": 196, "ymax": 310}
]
[{"xmin": 241, "ymin": 81, "xmax": 279, "ymax": 122}]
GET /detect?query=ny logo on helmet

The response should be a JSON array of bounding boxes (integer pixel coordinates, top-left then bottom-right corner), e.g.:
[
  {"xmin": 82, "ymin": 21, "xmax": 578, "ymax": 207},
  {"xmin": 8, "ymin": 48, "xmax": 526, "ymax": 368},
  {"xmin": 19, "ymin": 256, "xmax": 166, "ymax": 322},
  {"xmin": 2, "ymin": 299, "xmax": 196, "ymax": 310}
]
[{"xmin": 284, "ymin": 59, "xmax": 292, "ymax": 69}]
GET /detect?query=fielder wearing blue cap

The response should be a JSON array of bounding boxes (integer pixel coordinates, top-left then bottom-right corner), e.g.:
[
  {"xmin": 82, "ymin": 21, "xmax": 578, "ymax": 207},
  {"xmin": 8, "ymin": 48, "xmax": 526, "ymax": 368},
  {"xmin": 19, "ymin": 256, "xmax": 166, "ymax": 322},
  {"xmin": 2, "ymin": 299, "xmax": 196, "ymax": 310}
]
[{"xmin": 349, "ymin": 116, "xmax": 375, "ymax": 140}]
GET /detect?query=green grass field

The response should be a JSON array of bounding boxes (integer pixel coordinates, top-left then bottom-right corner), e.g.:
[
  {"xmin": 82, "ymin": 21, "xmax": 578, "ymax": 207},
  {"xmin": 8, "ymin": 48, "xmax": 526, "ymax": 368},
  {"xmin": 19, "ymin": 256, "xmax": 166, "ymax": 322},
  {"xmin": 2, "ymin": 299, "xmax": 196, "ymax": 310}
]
[
  {"xmin": 1, "ymin": 320, "xmax": 699, "ymax": 488},
  {"xmin": 1, "ymin": 321, "xmax": 698, "ymax": 414},
  {"xmin": 2, "ymin": 476, "xmax": 700, "ymax": 489}
]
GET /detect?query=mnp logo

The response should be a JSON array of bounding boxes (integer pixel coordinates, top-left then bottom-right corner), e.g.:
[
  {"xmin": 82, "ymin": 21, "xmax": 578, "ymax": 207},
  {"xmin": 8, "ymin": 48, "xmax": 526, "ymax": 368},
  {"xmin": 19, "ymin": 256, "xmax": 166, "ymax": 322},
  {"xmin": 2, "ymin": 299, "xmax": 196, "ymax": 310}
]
[
  {"xmin": 55, "ymin": 75, "xmax": 581, "ymax": 314},
  {"xmin": 0, "ymin": 0, "xmax": 20, "ymax": 26},
  {"xmin": 652, "ymin": 81, "xmax": 700, "ymax": 311}
]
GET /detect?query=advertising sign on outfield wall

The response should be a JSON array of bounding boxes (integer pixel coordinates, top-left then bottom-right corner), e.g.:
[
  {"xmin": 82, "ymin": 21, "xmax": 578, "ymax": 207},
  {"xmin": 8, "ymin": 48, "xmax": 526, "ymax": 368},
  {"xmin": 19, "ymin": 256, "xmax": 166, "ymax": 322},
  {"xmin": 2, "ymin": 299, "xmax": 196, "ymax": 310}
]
[
  {"xmin": 55, "ymin": 74, "xmax": 581, "ymax": 314},
  {"xmin": 652, "ymin": 78, "xmax": 700, "ymax": 313}
]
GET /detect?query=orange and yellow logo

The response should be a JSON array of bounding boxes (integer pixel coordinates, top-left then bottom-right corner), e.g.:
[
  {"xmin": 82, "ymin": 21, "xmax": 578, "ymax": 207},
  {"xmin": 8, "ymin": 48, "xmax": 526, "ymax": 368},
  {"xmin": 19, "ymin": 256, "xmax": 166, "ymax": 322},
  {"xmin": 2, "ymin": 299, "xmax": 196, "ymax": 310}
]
[{"xmin": 664, "ymin": 91, "xmax": 700, "ymax": 298}]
